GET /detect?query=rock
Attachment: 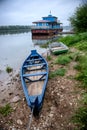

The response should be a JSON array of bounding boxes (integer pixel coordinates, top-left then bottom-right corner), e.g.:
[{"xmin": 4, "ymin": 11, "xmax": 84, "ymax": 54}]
[
  {"xmin": 61, "ymin": 114, "xmax": 63, "ymax": 118},
  {"xmin": 51, "ymin": 91, "xmax": 54, "ymax": 94},
  {"xmin": 1, "ymin": 89, "xmax": 5, "ymax": 92},
  {"xmin": 33, "ymin": 127, "xmax": 37, "ymax": 130},
  {"xmin": 61, "ymin": 85, "xmax": 65, "ymax": 90},
  {"xmin": 69, "ymin": 102, "xmax": 73, "ymax": 106},
  {"xmin": 9, "ymin": 126, "xmax": 16, "ymax": 130},
  {"xmin": 50, "ymin": 106, "xmax": 56, "ymax": 113},
  {"xmin": 49, "ymin": 113, "xmax": 53, "ymax": 118},
  {"xmin": 9, "ymin": 92, "xmax": 13, "ymax": 96},
  {"xmin": 2, "ymin": 98, "xmax": 6, "ymax": 102},
  {"xmin": 57, "ymin": 93, "xmax": 60, "ymax": 96},
  {"xmin": 37, "ymin": 128, "xmax": 40, "ymax": 130},
  {"xmin": 57, "ymin": 80, "xmax": 60, "ymax": 83},
  {"xmin": 13, "ymin": 107, "xmax": 17, "ymax": 110},
  {"xmin": 23, "ymin": 97, "xmax": 26, "ymax": 101},
  {"xmin": 1, "ymin": 120, "xmax": 3, "ymax": 123},
  {"xmin": 12, "ymin": 128, "xmax": 17, "ymax": 130},
  {"xmin": 17, "ymin": 119, "xmax": 23, "ymax": 125},
  {"xmin": 11, "ymin": 95, "xmax": 21, "ymax": 103}
]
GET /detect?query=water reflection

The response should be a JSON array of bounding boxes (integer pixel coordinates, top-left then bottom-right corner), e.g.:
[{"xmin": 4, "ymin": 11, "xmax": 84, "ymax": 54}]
[{"xmin": 32, "ymin": 35, "xmax": 58, "ymax": 45}]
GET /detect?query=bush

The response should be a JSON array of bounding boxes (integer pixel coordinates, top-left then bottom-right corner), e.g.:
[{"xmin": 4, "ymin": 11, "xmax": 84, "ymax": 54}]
[
  {"xmin": 58, "ymin": 35, "xmax": 81, "ymax": 46},
  {"xmin": 6, "ymin": 66, "xmax": 13, "ymax": 73},
  {"xmin": 75, "ymin": 41, "xmax": 87, "ymax": 51},
  {"xmin": 72, "ymin": 106, "xmax": 87, "ymax": 130},
  {"xmin": 49, "ymin": 68, "xmax": 66, "ymax": 79},
  {"xmin": 68, "ymin": 52, "xmax": 80, "ymax": 61},
  {"xmin": 75, "ymin": 55, "xmax": 87, "ymax": 88},
  {"xmin": 58, "ymin": 32, "xmax": 87, "ymax": 47},
  {"xmin": 47, "ymin": 55, "xmax": 52, "ymax": 61},
  {"xmin": 0, "ymin": 104, "xmax": 12, "ymax": 116},
  {"xmin": 55, "ymin": 55, "xmax": 71, "ymax": 65},
  {"xmin": 69, "ymin": 3, "xmax": 87, "ymax": 32}
]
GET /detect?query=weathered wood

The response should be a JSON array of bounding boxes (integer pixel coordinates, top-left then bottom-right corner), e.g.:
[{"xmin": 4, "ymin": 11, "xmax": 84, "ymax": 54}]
[{"xmin": 20, "ymin": 50, "xmax": 49, "ymax": 111}]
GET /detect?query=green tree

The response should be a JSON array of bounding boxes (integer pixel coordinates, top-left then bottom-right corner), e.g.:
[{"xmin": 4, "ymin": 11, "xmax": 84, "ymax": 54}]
[{"xmin": 69, "ymin": 2, "xmax": 87, "ymax": 33}]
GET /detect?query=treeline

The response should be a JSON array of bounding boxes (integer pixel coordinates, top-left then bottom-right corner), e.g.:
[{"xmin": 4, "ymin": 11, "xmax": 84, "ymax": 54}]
[
  {"xmin": 0, "ymin": 25, "xmax": 31, "ymax": 34},
  {"xmin": 69, "ymin": 2, "xmax": 87, "ymax": 32}
]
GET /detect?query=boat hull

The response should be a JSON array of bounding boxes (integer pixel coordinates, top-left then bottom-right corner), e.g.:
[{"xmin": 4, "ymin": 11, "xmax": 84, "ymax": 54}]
[
  {"xmin": 31, "ymin": 28, "xmax": 63, "ymax": 36},
  {"xmin": 49, "ymin": 42, "xmax": 69, "ymax": 55},
  {"xmin": 52, "ymin": 49, "xmax": 68, "ymax": 55},
  {"xmin": 20, "ymin": 50, "xmax": 49, "ymax": 112}
]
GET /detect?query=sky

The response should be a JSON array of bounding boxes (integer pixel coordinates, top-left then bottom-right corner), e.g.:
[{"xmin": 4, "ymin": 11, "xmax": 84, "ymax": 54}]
[{"xmin": 0, "ymin": 0, "xmax": 82, "ymax": 26}]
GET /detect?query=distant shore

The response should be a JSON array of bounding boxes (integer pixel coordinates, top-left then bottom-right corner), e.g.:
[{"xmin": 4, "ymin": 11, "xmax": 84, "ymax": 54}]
[{"xmin": 0, "ymin": 25, "xmax": 31, "ymax": 34}]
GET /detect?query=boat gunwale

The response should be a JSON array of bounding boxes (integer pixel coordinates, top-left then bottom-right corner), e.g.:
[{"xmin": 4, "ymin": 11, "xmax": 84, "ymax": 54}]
[{"xmin": 20, "ymin": 50, "xmax": 49, "ymax": 109}]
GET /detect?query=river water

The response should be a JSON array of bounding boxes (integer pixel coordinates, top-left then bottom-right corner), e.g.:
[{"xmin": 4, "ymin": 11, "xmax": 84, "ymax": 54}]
[{"xmin": 0, "ymin": 32, "xmax": 48, "ymax": 81}]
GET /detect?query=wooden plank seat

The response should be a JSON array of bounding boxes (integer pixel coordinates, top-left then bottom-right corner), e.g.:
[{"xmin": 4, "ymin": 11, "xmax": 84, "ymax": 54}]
[
  {"xmin": 23, "ymin": 63, "xmax": 46, "ymax": 68},
  {"xmin": 23, "ymin": 72, "xmax": 47, "ymax": 77},
  {"xmin": 26, "ymin": 58, "xmax": 43, "ymax": 62}
]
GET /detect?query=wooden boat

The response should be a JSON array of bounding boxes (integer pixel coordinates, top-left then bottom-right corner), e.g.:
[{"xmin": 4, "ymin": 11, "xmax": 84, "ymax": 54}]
[
  {"xmin": 49, "ymin": 42, "xmax": 69, "ymax": 55},
  {"xmin": 20, "ymin": 50, "xmax": 48, "ymax": 114}
]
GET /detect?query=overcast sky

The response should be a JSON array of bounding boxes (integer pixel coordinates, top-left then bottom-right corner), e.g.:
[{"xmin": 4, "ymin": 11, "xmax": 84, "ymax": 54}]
[{"xmin": 0, "ymin": 0, "xmax": 82, "ymax": 26}]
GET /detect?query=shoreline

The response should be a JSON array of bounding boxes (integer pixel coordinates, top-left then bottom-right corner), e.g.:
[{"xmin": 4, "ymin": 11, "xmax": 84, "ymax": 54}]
[
  {"xmin": 0, "ymin": 51, "xmax": 48, "ymax": 106},
  {"xmin": 0, "ymin": 50, "xmax": 82, "ymax": 130}
]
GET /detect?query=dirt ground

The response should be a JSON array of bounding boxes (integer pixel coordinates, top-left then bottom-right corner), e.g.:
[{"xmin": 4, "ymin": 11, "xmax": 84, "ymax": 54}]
[{"xmin": 0, "ymin": 54, "xmax": 83, "ymax": 130}]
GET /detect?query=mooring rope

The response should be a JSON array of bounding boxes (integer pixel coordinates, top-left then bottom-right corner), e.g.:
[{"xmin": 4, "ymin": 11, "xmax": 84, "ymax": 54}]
[{"xmin": 27, "ymin": 108, "xmax": 34, "ymax": 130}]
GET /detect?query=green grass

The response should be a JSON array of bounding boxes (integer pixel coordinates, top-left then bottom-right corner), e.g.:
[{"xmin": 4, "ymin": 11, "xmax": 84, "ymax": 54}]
[
  {"xmin": 47, "ymin": 55, "xmax": 52, "ymax": 61},
  {"xmin": 58, "ymin": 32, "xmax": 87, "ymax": 130},
  {"xmin": 58, "ymin": 35, "xmax": 81, "ymax": 46},
  {"xmin": 74, "ymin": 55, "xmax": 87, "ymax": 88},
  {"xmin": 72, "ymin": 106, "xmax": 87, "ymax": 130},
  {"xmin": 55, "ymin": 55, "xmax": 71, "ymax": 65},
  {"xmin": 58, "ymin": 32, "xmax": 87, "ymax": 87},
  {"xmin": 74, "ymin": 64, "xmax": 81, "ymax": 70},
  {"xmin": 6, "ymin": 66, "xmax": 13, "ymax": 73},
  {"xmin": 58, "ymin": 32, "xmax": 87, "ymax": 48},
  {"xmin": 40, "ymin": 41, "xmax": 51, "ymax": 48},
  {"xmin": 68, "ymin": 52, "xmax": 80, "ymax": 61},
  {"xmin": 54, "ymin": 52, "xmax": 80, "ymax": 66},
  {"xmin": 82, "ymin": 93, "xmax": 87, "ymax": 105},
  {"xmin": 0, "ymin": 104, "xmax": 12, "ymax": 116},
  {"xmin": 79, "ymin": 32, "xmax": 87, "ymax": 41},
  {"xmin": 72, "ymin": 93, "xmax": 87, "ymax": 130},
  {"xmin": 75, "ymin": 71, "xmax": 87, "ymax": 88},
  {"xmin": 74, "ymin": 41, "xmax": 87, "ymax": 51},
  {"xmin": 40, "ymin": 44, "xmax": 48, "ymax": 48},
  {"xmin": 49, "ymin": 68, "xmax": 66, "ymax": 79},
  {"xmin": 58, "ymin": 33, "xmax": 87, "ymax": 89}
]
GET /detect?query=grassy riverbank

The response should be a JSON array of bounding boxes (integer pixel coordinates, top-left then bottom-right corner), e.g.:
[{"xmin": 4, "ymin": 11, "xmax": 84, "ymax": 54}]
[
  {"xmin": 58, "ymin": 32, "xmax": 87, "ymax": 88},
  {"xmin": 58, "ymin": 32, "xmax": 87, "ymax": 130}
]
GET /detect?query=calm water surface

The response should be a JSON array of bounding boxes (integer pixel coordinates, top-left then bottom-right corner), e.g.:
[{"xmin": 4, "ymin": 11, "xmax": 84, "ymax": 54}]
[{"xmin": 0, "ymin": 32, "xmax": 47, "ymax": 81}]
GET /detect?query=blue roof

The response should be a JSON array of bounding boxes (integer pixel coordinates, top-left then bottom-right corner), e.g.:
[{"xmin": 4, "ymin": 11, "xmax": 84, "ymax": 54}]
[{"xmin": 43, "ymin": 14, "xmax": 57, "ymax": 18}]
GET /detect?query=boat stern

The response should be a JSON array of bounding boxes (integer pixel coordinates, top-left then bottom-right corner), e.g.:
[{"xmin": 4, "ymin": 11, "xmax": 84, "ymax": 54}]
[{"xmin": 29, "ymin": 96, "xmax": 38, "ymax": 108}]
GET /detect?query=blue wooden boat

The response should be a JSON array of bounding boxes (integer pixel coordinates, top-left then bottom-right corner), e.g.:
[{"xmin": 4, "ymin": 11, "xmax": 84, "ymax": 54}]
[{"xmin": 20, "ymin": 50, "xmax": 48, "ymax": 114}]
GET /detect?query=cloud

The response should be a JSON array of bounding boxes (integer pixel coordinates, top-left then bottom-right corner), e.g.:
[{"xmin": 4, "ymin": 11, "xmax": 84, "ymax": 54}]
[{"xmin": 0, "ymin": 0, "xmax": 82, "ymax": 25}]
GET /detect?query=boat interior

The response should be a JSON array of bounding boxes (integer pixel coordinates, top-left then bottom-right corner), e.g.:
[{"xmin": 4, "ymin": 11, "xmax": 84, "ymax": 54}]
[{"xmin": 23, "ymin": 57, "xmax": 47, "ymax": 96}]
